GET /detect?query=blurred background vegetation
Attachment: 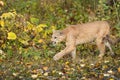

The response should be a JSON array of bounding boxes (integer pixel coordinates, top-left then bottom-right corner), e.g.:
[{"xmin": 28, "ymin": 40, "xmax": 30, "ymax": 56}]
[
  {"xmin": 0, "ymin": 0, "xmax": 120, "ymax": 80},
  {"xmin": 0, "ymin": 0, "xmax": 120, "ymax": 59}
]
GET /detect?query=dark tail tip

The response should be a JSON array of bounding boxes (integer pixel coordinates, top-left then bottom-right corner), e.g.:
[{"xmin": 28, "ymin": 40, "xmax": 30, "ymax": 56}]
[
  {"xmin": 117, "ymin": 38, "xmax": 120, "ymax": 43},
  {"xmin": 103, "ymin": 35, "xmax": 112, "ymax": 43}
]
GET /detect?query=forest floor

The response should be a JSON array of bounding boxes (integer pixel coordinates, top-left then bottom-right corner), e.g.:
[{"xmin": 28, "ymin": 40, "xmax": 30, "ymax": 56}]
[{"xmin": 0, "ymin": 50, "xmax": 120, "ymax": 80}]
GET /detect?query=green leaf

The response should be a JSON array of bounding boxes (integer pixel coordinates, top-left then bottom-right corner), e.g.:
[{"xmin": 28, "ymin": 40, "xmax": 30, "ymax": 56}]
[
  {"xmin": 18, "ymin": 39, "xmax": 29, "ymax": 45},
  {"xmin": 30, "ymin": 17, "xmax": 39, "ymax": 25}
]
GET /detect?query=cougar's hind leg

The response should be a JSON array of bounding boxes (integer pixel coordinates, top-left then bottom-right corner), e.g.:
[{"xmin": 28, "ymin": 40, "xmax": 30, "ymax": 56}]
[
  {"xmin": 103, "ymin": 35, "xmax": 114, "ymax": 56},
  {"xmin": 104, "ymin": 40, "xmax": 114, "ymax": 56},
  {"xmin": 96, "ymin": 38, "xmax": 106, "ymax": 58}
]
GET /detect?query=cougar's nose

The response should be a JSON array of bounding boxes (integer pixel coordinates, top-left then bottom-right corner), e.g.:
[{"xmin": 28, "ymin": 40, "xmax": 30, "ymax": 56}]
[{"xmin": 52, "ymin": 41, "xmax": 56, "ymax": 46}]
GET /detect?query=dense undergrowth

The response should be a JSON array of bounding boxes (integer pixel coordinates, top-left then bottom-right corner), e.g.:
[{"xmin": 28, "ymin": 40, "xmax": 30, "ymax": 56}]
[{"xmin": 0, "ymin": 0, "xmax": 120, "ymax": 79}]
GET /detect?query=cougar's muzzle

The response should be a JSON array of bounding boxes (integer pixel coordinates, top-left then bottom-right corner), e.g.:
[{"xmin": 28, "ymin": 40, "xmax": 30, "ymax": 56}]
[{"xmin": 52, "ymin": 41, "xmax": 57, "ymax": 46}]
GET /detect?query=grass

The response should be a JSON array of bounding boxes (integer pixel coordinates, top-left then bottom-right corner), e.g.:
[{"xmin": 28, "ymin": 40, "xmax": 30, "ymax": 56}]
[{"xmin": 0, "ymin": 49, "xmax": 120, "ymax": 80}]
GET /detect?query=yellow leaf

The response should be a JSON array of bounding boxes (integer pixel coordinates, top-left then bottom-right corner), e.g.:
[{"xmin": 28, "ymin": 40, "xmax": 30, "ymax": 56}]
[
  {"xmin": 38, "ymin": 24, "xmax": 47, "ymax": 28},
  {"xmin": 38, "ymin": 39, "xmax": 43, "ymax": 43},
  {"xmin": 43, "ymin": 66, "xmax": 48, "ymax": 71},
  {"xmin": 1, "ymin": 44, "xmax": 6, "ymax": 49},
  {"xmin": 26, "ymin": 62, "xmax": 33, "ymax": 65},
  {"xmin": 18, "ymin": 39, "xmax": 29, "ymax": 45},
  {"xmin": 2, "ymin": 12, "xmax": 16, "ymax": 19},
  {"xmin": 42, "ymin": 45, "xmax": 47, "ymax": 49},
  {"xmin": 36, "ymin": 26, "xmax": 43, "ymax": 32},
  {"xmin": 102, "ymin": 65, "xmax": 108, "ymax": 69},
  {"xmin": 52, "ymin": 70, "xmax": 56, "ymax": 74},
  {"xmin": 65, "ymin": 61, "xmax": 69, "ymax": 65},
  {"xmin": 32, "ymin": 69, "xmax": 38, "ymax": 74},
  {"xmin": 27, "ymin": 22, "xmax": 34, "ymax": 30},
  {"xmin": 43, "ymin": 32, "xmax": 47, "ymax": 38},
  {"xmin": 109, "ymin": 78, "xmax": 114, "ymax": 80},
  {"xmin": 34, "ymin": 56, "xmax": 39, "ymax": 60},
  {"xmin": 51, "ymin": 26, "xmax": 56, "ymax": 30},
  {"xmin": 35, "ymin": 24, "xmax": 47, "ymax": 32},
  {"xmin": 7, "ymin": 32, "xmax": 17, "ymax": 40},
  {"xmin": 0, "ymin": 20, "xmax": 4, "ymax": 27}
]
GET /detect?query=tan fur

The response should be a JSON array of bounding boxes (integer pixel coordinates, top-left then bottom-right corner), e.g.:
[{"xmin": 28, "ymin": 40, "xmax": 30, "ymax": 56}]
[{"xmin": 51, "ymin": 21, "xmax": 114, "ymax": 61}]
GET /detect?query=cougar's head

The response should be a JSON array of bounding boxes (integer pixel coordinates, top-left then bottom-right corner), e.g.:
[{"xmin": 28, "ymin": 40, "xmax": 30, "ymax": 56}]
[{"xmin": 51, "ymin": 30, "xmax": 66, "ymax": 46}]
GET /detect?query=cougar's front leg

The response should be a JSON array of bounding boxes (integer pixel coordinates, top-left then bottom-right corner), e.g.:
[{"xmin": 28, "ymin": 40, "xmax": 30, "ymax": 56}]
[
  {"xmin": 53, "ymin": 34, "xmax": 76, "ymax": 61},
  {"xmin": 53, "ymin": 46, "xmax": 76, "ymax": 61},
  {"xmin": 71, "ymin": 48, "xmax": 76, "ymax": 60}
]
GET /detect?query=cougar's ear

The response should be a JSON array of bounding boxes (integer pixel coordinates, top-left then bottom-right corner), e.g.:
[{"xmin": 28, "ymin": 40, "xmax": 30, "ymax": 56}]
[
  {"xmin": 66, "ymin": 24, "xmax": 70, "ymax": 27},
  {"xmin": 53, "ymin": 30, "xmax": 60, "ymax": 33},
  {"xmin": 53, "ymin": 30, "xmax": 63, "ymax": 35}
]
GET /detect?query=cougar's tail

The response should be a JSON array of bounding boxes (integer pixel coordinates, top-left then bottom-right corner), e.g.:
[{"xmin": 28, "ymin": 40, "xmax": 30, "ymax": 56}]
[
  {"xmin": 103, "ymin": 35, "xmax": 120, "ymax": 56},
  {"xmin": 103, "ymin": 35, "xmax": 115, "ymax": 56},
  {"xmin": 103, "ymin": 35, "xmax": 120, "ymax": 45}
]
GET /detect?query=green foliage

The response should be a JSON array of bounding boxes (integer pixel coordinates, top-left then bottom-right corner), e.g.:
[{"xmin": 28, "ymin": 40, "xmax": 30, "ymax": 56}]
[
  {"xmin": 0, "ymin": 0, "xmax": 120, "ymax": 79},
  {"xmin": 0, "ymin": 0, "xmax": 120, "ymax": 58},
  {"xmin": 115, "ymin": 22, "xmax": 120, "ymax": 37},
  {"xmin": 0, "ymin": 11, "xmax": 55, "ymax": 56}
]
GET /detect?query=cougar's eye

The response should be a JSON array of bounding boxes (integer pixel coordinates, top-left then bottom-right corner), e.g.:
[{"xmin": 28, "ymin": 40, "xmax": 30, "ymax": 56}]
[{"xmin": 54, "ymin": 37, "xmax": 57, "ymax": 39}]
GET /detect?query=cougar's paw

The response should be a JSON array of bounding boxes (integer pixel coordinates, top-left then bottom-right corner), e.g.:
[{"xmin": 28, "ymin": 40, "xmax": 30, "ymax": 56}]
[
  {"xmin": 111, "ymin": 52, "xmax": 116, "ymax": 58},
  {"xmin": 98, "ymin": 54, "xmax": 104, "ymax": 59},
  {"xmin": 53, "ymin": 54, "xmax": 61, "ymax": 61}
]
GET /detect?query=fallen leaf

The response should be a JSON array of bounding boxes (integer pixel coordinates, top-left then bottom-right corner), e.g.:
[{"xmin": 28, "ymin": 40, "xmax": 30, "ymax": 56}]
[
  {"xmin": 102, "ymin": 65, "xmax": 108, "ymax": 70},
  {"xmin": 98, "ymin": 74, "xmax": 104, "ymax": 79},
  {"xmin": 7, "ymin": 32, "xmax": 17, "ymax": 40},
  {"xmin": 26, "ymin": 62, "xmax": 33, "ymax": 65},
  {"xmin": 0, "ymin": 71, "xmax": 4, "ymax": 75},
  {"xmin": 0, "ymin": 50, "xmax": 3, "ymax": 54},
  {"xmin": 103, "ymin": 73, "xmax": 110, "ymax": 77},
  {"xmin": 52, "ymin": 70, "xmax": 56, "ymax": 74},
  {"xmin": 80, "ymin": 64, "xmax": 85, "ymax": 67},
  {"xmin": 94, "ymin": 62, "xmax": 101, "ymax": 68},
  {"xmin": 104, "ymin": 60, "xmax": 110, "ymax": 63},
  {"xmin": 0, "ymin": 20, "xmax": 4, "ymax": 27},
  {"xmin": 65, "ymin": 61, "xmax": 69, "ymax": 65},
  {"xmin": 43, "ymin": 66, "xmax": 48, "ymax": 71},
  {"xmin": 109, "ymin": 78, "xmax": 114, "ymax": 80},
  {"xmin": 38, "ymin": 39, "xmax": 44, "ymax": 43},
  {"xmin": 13, "ymin": 72, "xmax": 19, "ymax": 77},
  {"xmin": 26, "ymin": 62, "xmax": 33, "ymax": 68},
  {"xmin": 44, "ymin": 72, "xmax": 48, "ymax": 76},
  {"xmin": 118, "ymin": 67, "xmax": 120, "ymax": 73},
  {"xmin": 58, "ymin": 72, "xmax": 64, "ymax": 75},
  {"xmin": 90, "ymin": 63, "xmax": 94, "ymax": 66},
  {"xmin": 32, "ymin": 69, "xmax": 38, "ymax": 74},
  {"xmin": 0, "ymin": 59, "xmax": 4, "ymax": 62},
  {"xmin": 31, "ymin": 74, "xmax": 38, "ymax": 79},
  {"xmin": 108, "ymin": 70, "xmax": 113, "ymax": 74}
]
